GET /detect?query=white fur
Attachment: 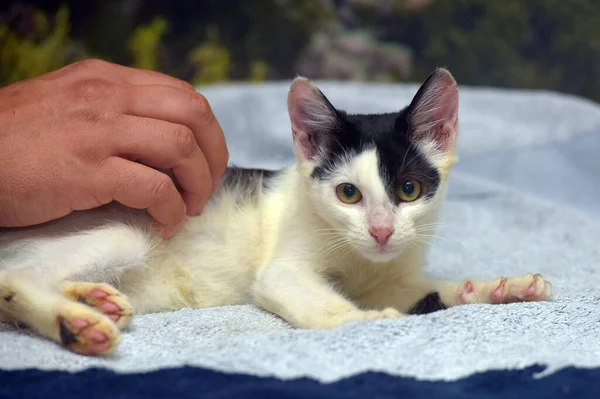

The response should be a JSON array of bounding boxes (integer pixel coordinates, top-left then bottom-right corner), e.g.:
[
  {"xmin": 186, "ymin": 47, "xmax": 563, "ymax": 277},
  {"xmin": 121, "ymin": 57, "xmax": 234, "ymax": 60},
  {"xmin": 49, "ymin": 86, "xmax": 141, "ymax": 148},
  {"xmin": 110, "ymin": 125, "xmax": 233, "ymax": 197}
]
[{"xmin": 308, "ymin": 148, "xmax": 435, "ymax": 263}]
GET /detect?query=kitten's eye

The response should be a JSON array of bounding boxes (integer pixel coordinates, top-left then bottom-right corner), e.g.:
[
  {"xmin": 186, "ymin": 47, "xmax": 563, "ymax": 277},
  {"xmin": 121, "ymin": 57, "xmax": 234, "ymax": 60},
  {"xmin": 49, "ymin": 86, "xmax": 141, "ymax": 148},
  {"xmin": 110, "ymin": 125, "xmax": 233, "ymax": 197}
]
[
  {"xmin": 397, "ymin": 179, "xmax": 422, "ymax": 202},
  {"xmin": 336, "ymin": 183, "xmax": 362, "ymax": 204}
]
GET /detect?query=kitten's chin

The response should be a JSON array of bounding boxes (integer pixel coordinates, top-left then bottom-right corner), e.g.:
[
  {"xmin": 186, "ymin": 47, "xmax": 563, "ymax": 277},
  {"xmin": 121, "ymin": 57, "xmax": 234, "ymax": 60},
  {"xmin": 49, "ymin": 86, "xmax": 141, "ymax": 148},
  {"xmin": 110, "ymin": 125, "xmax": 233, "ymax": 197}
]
[
  {"xmin": 358, "ymin": 239, "xmax": 408, "ymax": 263},
  {"xmin": 359, "ymin": 246, "xmax": 405, "ymax": 264}
]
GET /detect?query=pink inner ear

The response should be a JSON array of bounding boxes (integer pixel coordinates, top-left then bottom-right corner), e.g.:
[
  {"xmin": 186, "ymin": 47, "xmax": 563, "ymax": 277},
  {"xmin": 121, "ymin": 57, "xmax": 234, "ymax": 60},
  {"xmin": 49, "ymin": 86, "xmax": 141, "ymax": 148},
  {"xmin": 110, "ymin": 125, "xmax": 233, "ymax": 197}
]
[
  {"xmin": 288, "ymin": 79, "xmax": 316, "ymax": 158},
  {"xmin": 411, "ymin": 70, "xmax": 459, "ymax": 151},
  {"xmin": 288, "ymin": 79, "xmax": 313, "ymax": 134},
  {"xmin": 288, "ymin": 77, "xmax": 337, "ymax": 160}
]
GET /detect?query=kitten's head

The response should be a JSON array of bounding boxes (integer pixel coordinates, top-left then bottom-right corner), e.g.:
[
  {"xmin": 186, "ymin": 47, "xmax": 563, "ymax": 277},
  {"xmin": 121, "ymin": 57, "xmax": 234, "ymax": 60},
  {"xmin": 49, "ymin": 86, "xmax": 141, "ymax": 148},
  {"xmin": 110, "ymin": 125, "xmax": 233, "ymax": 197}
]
[{"xmin": 288, "ymin": 69, "xmax": 459, "ymax": 263}]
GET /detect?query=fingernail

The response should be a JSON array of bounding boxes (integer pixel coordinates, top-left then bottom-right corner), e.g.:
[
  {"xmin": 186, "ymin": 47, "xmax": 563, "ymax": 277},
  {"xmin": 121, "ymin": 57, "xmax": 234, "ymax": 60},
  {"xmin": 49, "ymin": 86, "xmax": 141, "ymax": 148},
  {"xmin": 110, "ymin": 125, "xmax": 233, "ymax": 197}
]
[
  {"xmin": 192, "ymin": 203, "xmax": 205, "ymax": 217},
  {"xmin": 185, "ymin": 203, "xmax": 204, "ymax": 217},
  {"xmin": 160, "ymin": 226, "xmax": 176, "ymax": 240},
  {"xmin": 153, "ymin": 220, "xmax": 184, "ymax": 240}
]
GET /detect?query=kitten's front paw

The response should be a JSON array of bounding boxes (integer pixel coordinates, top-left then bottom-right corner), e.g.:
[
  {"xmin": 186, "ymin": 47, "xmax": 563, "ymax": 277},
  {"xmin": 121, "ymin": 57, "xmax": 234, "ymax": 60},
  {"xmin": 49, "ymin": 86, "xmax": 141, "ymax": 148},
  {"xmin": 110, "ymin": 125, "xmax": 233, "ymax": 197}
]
[
  {"xmin": 313, "ymin": 307, "xmax": 401, "ymax": 329},
  {"xmin": 56, "ymin": 301, "xmax": 120, "ymax": 356},
  {"xmin": 62, "ymin": 282, "xmax": 133, "ymax": 329},
  {"xmin": 459, "ymin": 273, "xmax": 552, "ymax": 304}
]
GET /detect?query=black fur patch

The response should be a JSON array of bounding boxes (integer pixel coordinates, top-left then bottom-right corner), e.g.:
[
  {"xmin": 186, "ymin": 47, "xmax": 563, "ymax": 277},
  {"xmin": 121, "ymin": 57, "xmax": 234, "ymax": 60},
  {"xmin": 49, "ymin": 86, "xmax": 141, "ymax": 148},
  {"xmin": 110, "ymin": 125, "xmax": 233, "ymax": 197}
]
[
  {"xmin": 58, "ymin": 318, "xmax": 78, "ymax": 346},
  {"xmin": 408, "ymin": 292, "xmax": 447, "ymax": 315},
  {"xmin": 311, "ymin": 109, "xmax": 440, "ymax": 204},
  {"xmin": 215, "ymin": 167, "xmax": 278, "ymax": 203}
]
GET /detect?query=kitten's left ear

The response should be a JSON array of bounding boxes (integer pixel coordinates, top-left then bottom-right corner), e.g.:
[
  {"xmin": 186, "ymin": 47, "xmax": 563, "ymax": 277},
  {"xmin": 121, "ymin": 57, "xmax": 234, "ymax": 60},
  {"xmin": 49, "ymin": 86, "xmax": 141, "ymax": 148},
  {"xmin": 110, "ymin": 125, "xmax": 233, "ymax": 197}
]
[
  {"xmin": 408, "ymin": 68, "xmax": 459, "ymax": 153},
  {"xmin": 288, "ymin": 77, "xmax": 340, "ymax": 161}
]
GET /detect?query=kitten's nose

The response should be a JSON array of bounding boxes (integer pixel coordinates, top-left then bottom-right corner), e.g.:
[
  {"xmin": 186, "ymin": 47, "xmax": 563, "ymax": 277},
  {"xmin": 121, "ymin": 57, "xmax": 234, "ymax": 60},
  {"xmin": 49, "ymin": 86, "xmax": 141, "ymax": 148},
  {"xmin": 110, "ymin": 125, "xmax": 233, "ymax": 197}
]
[{"xmin": 369, "ymin": 227, "xmax": 393, "ymax": 245}]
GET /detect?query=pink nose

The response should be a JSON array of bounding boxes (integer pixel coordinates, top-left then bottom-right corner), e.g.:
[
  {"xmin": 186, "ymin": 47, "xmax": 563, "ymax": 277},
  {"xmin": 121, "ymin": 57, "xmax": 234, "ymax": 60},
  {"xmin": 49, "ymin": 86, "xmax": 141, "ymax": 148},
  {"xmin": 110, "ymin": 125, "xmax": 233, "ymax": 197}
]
[{"xmin": 369, "ymin": 227, "xmax": 393, "ymax": 245}]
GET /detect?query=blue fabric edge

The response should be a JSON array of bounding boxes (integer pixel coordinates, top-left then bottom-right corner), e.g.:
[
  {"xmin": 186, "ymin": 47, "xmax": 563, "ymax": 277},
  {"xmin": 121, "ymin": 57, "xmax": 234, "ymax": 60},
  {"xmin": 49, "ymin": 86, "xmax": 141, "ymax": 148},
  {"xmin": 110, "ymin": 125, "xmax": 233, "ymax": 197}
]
[{"xmin": 1, "ymin": 364, "xmax": 598, "ymax": 399}]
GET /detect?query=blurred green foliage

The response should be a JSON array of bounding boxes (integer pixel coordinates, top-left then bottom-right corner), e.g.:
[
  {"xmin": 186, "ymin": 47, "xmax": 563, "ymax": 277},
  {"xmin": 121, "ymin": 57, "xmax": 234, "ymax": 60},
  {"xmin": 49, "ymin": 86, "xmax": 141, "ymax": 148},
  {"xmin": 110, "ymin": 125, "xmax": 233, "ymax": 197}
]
[
  {"xmin": 189, "ymin": 27, "xmax": 231, "ymax": 85},
  {"xmin": 249, "ymin": 60, "xmax": 269, "ymax": 83},
  {"xmin": 128, "ymin": 16, "xmax": 167, "ymax": 71},
  {"xmin": 2, "ymin": 0, "xmax": 600, "ymax": 103},
  {"xmin": 0, "ymin": 5, "xmax": 83, "ymax": 84},
  {"xmin": 379, "ymin": 0, "xmax": 600, "ymax": 101},
  {"xmin": 0, "ymin": 0, "xmax": 330, "ymax": 85}
]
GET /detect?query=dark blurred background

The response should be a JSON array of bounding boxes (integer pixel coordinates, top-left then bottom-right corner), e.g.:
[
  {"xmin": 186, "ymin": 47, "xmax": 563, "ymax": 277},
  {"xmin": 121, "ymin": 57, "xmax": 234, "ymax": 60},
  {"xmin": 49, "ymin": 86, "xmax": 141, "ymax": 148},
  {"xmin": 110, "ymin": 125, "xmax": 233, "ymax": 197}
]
[{"xmin": 2, "ymin": 0, "xmax": 600, "ymax": 102}]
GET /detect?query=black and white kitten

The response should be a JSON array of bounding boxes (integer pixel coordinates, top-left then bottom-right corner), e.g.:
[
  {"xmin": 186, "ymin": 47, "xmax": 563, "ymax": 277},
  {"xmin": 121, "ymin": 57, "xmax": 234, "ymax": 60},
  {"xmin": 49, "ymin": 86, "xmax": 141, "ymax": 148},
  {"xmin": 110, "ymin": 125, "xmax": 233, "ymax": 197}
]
[{"xmin": 0, "ymin": 69, "xmax": 551, "ymax": 356}]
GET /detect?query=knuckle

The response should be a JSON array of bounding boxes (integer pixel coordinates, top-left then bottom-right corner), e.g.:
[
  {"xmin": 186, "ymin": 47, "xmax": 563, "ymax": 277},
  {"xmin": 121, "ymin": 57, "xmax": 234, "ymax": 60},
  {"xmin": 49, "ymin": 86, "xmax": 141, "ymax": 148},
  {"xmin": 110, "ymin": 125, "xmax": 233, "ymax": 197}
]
[
  {"xmin": 172, "ymin": 126, "xmax": 197, "ymax": 157},
  {"xmin": 149, "ymin": 173, "xmax": 174, "ymax": 201},
  {"xmin": 176, "ymin": 78, "xmax": 195, "ymax": 92},
  {"xmin": 189, "ymin": 93, "xmax": 213, "ymax": 121},
  {"xmin": 75, "ymin": 58, "xmax": 109, "ymax": 71},
  {"xmin": 71, "ymin": 78, "xmax": 116, "ymax": 101}
]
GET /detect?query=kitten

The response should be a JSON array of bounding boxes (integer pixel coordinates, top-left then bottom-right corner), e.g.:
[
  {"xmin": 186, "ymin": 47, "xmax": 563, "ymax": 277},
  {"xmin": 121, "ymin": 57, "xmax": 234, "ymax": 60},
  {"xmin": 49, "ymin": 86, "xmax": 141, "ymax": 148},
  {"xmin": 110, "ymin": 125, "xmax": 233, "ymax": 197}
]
[{"xmin": 0, "ymin": 68, "xmax": 551, "ymax": 356}]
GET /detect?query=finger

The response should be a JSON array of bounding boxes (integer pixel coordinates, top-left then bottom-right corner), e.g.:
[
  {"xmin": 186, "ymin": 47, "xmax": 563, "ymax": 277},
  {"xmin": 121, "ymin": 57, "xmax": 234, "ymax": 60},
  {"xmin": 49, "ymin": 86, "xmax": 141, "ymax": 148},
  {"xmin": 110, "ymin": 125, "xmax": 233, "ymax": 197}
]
[
  {"xmin": 123, "ymin": 85, "xmax": 229, "ymax": 188},
  {"xmin": 115, "ymin": 115, "xmax": 213, "ymax": 215},
  {"xmin": 101, "ymin": 157, "xmax": 186, "ymax": 238},
  {"xmin": 45, "ymin": 59, "xmax": 196, "ymax": 92},
  {"xmin": 117, "ymin": 66, "xmax": 196, "ymax": 92}
]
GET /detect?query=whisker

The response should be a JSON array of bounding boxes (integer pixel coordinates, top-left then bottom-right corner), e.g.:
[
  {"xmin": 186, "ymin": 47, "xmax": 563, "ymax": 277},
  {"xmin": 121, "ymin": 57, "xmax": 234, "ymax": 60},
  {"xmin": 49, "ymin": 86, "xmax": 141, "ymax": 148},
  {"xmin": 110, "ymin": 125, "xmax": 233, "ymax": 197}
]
[
  {"xmin": 322, "ymin": 239, "xmax": 353, "ymax": 256},
  {"xmin": 414, "ymin": 233, "xmax": 463, "ymax": 248},
  {"xmin": 403, "ymin": 150, "xmax": 421, "ymax": 171},
  {"xmin": 317, "ymin": 237, "xmax": 348, "ymax": 253},
  {"xmin": 399, "ymin": 141, "xmax": 414, "ymax": 174}
]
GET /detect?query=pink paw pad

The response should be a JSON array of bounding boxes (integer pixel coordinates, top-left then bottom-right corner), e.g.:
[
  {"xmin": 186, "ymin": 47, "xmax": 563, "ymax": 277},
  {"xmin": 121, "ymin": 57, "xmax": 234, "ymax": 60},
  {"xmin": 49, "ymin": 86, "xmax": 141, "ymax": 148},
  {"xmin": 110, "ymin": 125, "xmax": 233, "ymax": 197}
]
[
  {"xmin": 524, "ymin": 283, "xmax": 537, "ymax": 297},
  {"xmin": 459, "ymin": 281, "xmax": 474, "ymax": 303},
  {"xmin": 58, "ymin": 316, "xmax": 114, "ymax": 356},
  {"xmin": 70, "ymin": 318, "xmax": 90, "ymax": 330},
  {"xmin": 84, "ymin": 329, "xmax": 108, "ymax": 343},
  {"xmin": 490, "ymin": 278, "xmax": 507, "ymax": 303},
  {"xmin": 89, "ymin": 289, "xmax": 108, "ymax": 300},
  {"xmin": 79, "ymin": 327, "xmax": 111, "ymax": 355},
  {"xmin": 87, "ymin": 289, "xmax": 123, "ymax": 322},
  {"xmin": 99, "ymin": 301, "xmax": 120, "ymax": 313},
  {"xmin": 97, "ymin": 300, "xmax": 122, "ymax": 321},
  {"xmin": 522, "ymin": 274, "xmax": 543, "ymax": 298}
]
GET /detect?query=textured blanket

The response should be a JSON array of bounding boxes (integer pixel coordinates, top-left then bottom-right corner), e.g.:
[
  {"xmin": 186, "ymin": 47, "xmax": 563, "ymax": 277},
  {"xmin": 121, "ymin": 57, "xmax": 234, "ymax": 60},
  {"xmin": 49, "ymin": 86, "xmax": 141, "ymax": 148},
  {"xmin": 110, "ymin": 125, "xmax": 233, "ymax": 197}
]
[{"xmin": 1, "ymin": 82, "xmax": 600, "ymax": 395}]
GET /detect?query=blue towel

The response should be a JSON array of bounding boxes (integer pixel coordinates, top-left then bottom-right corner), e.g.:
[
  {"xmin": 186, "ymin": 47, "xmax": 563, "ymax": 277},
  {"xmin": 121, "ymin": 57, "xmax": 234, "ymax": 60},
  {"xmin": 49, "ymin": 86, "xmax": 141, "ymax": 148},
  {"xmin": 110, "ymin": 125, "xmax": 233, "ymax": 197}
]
[{"xmin": 1, "ymin": 365, "xmax": 599, "ymax": 399}]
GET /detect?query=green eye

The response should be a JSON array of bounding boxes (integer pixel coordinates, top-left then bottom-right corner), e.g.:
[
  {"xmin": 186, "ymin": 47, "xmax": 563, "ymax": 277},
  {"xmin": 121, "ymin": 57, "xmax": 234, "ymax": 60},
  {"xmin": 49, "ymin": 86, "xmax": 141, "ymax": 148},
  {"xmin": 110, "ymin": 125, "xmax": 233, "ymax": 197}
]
[
  {"xmin": 336, "ymin": 183, "xmax": 362, "ymax": 204},
  {"xmin": 397, "ymin": 179, "xmax": 422, "ymax": 202}
]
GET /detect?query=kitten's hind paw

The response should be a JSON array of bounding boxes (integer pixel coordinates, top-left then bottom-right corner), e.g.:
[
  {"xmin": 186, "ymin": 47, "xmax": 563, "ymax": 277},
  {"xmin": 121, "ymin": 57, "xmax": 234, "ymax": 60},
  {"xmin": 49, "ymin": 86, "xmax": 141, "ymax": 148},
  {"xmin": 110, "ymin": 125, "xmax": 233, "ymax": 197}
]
[
  {"xmin": 56, "ymin": 301, "xmax": 120, "ymax": 356},
  {"xmin": 62, "ymin": 282, "xmax": 133, "ymax": 330}
]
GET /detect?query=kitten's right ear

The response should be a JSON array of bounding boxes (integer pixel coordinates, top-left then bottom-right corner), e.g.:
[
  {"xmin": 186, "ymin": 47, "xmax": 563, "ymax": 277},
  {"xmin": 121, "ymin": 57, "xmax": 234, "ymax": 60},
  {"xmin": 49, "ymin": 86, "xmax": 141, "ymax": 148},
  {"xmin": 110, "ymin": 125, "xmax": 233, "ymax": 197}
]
[
  {"xmin": 288, "ymin": 77, "xmax": 339, "ymax": 160},
  {"xmin": 407, "ymin": 68, "xmax": 459, "ymax": 153}
]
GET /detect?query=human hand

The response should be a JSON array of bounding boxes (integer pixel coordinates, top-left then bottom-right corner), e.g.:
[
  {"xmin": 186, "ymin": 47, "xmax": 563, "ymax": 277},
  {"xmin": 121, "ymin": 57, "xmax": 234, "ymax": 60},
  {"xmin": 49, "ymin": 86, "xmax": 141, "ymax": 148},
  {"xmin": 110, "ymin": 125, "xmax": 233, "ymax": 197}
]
[{"xmin": 0, "ymin": 59, "xmax": 228, "ymax": 238}]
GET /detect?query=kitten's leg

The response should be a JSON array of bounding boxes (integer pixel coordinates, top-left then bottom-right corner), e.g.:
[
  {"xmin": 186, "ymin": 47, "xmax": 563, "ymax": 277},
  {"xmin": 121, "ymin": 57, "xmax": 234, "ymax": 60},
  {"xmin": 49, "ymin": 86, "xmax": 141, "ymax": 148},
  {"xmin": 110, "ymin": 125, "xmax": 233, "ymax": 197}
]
[
  {"xmin": 1, "ymin": 223, "xmax": 154, "ymax": 285},
  {"xmin": 357, "ymin": 273, "xmax": 551, "ymax": 315},
  {"xmin": 253, "ymin": 262, "xmax": 400, "ymax": 329},
  {"xmin": 0, "ymin": 270, "xmax": 120, "ymax": 355},
  {"xmin": 409, "ymin": 273, "xmax": 552, "ymax": 315},
  {"xmin": 61, "ymin": 282, "xmax": 133, "ymax": 330}
]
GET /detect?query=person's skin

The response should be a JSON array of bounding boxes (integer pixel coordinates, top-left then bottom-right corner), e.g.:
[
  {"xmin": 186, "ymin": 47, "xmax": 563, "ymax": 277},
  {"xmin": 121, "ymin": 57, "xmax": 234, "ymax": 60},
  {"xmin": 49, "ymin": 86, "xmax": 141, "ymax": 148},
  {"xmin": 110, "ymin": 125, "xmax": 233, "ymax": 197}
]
[{"xmin": 0, "ymin": 59, "xmax": 228, "ymax": 238}]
